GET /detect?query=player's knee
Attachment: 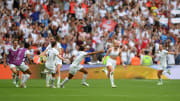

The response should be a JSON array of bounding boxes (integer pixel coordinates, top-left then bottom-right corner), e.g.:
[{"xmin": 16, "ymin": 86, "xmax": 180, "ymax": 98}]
[
  {"xmin": 157, "ymin": 70, "xmax": 162, "ymax": 75},
  {"xmin": 25, "ymin": 69, "xmax": 32, "ymax": 75},
  {"xmin": 110, "ymin": 72, "xmax": 114, "ymax": 75},
  {"xmin": 12, "ymin": 69, "xmax": 17, "ymax": 74},
  {"xmin": 68, "ymin": 74, "xmax": 74, "ymax": 79},
  {"xmin": 28, "ymin": 71, "xmax": 32, "ymax": 75},
  {"xmin": 84, "ymin": 70, "xmax": 88, "ymax": 74},
  {"xmin": 52, "ymin": 73, "xmax": 55, "ymax": 77},
  {"xmin": 68, "ymin": 76, "xmax": 73, "ymax": 79}
]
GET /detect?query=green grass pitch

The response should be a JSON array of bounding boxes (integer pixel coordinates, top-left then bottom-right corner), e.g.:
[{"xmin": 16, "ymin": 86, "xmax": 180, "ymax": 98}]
[{"xmin": 0, "ymin": 79, "xmax": 180, "ymax": 101}]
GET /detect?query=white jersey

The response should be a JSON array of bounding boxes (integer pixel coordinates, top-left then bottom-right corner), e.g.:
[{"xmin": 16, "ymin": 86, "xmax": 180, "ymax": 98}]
[
  {"xmin": 158, "ymin": 50, "xmax": 168, "ymax": 67},
  {"xmin": 72, "ymin": 49, "xmax": 79, "ymax": 56},
  {"xmin": 45, "ymin": 48, "xmax": 59, "ymax": 68},
  {"xmin": 47, "ymin": 42, "xmax": 62, "ymax": 64},
  {"xmin": 72, "ymin": 51, "xmax": 88, "ymax": 65}
]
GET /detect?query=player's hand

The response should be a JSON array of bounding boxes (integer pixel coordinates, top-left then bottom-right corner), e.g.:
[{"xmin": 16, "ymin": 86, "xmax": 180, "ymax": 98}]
[{"xmin": 4, "ymin": 63, "xmax": 7, "ymax": 68}]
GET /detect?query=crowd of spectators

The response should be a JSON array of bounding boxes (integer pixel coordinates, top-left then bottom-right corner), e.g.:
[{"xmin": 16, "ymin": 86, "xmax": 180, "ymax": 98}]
[{"xmin": 0, "ymin": 0, "xmax": 180, "ymax": 65}]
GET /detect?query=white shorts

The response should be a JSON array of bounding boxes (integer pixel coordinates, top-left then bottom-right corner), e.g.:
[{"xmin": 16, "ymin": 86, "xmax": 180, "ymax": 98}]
[
  {"xmin": 16, "ymin": 62, "xmax": 29, "ymax": 72},
  {"xmin": 45, "ymin": 64, "xmax": 56, "ymax": 74},
  {"xmin": 9, "ymin": 64, "xmax": 20, "ymax": 71},
  {"xmin": 56, "ymin": 58, "xmax": 62, "ymax": 65},
  {"xmin": 106, "ymin": 58, "xmax": 117, "ymax": 71},
  {"xmin": 158, "ymin": 64, "xmax": 167, "ymax": 71},
  {"xmin": 9, "ymin": 64, "xmax": 17, "ymax": 69},
  {"xmin": 69, "ymin": 64, "xmax": 83, "ymax": 75}
]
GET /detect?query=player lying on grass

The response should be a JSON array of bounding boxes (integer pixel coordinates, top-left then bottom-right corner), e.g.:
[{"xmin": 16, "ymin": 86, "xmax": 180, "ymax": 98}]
[
  {"xmin": 45, "ymin": 41, "xmax": 70, "ymax": 88},
  {"xmin": 60, "ymin": 45, "xmax": 104, "ymax": 88},
  {"xmin": 156, "ymin": 44, "xmax": 178, "ymax": 85}
]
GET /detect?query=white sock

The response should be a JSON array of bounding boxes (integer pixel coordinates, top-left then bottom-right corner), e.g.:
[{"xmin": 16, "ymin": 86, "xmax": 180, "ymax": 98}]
[
  {"xmin": 46, "ymin": 74, "xmax": 51, "ymax": 85},
  {"xmin": 51, "ymin": 77, "xmax": 55, "ymax": 87},
  {"xmin": 22, "ymin": 74, "xmax": 30, "ymax": 85},
  {"xmin": 21, "ymin": 74, "xmax": 25, "ymax": 84},
  {"xmin": 61, "ymin": 77, "xmax": 69, "ymax": 86},
  {"xmin": 49, "ymin": 74, "xmax": 52, "ymax": 80},
  {"xmin": 82, "ymin": 74, "xmax": 87, "ymax": 83},
  {"xmin": 57, "ymin": 76, "xmax": 61, "ymax": 85},
  {"xmin": 110, "ymin": 72, "xmax": 114, "ymax": 86}
]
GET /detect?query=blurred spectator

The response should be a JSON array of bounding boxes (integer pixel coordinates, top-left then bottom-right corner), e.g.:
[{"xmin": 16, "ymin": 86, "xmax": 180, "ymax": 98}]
[
  {"xmin": 0, "ymin": 0, "xmax": 179, "ymax": 65},
  {"xmin": 141, "ymin": 50, "xmax": 153, "ymax": 66}
]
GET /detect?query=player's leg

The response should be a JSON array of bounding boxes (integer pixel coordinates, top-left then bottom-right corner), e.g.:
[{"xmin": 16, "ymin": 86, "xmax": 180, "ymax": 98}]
[
  {"xmin": 19, "ymin": 64, "xmax": 31, "ymax": 88},
  {"xmin": 60, "ymin": 65, "xmax": 76, "ymax": 88},
  {"xmin": 10, "ymin": 64, "xmax": 17, "ymax": 84},
  {"xmin": 20, "ymin": 69, "xmax": 31, "ymax": 88},
  {"xmin": 12, "ymin": 73, "xmax": 16, "ymax": 84},
  {"xmin": 21, "ymin": 73, "xmax": 25, "ymax": 85},
  {"xmin": 162, "ymin": 66, "xmax": 171, "ymax": 75},
  {"xmin": 10, "ymin": 65, "xmax": 20, "ymax": 87},
  {"xmin": 56, "ymin": 64, "xmax": 62, "ymax": 88},
  {"xmin": 157, "ymin": 70, "xmax": 163, "ymax": 85},
  {"xmin": 51, "ymin": 73, "xmax": 56, "ymax": 88},
  {"xmin": 15, "ymin": 70, "xmax": 20, "ymax": 87},
  {"xmin": 107, "ymin": 65, "xmax": 116, "ymax": 88},
  {"xmin": 60, "ymin": 73, "xmax": 74, "ymax": 88},
  {"xmin": 46, "ymin": 73, "xmax": 52, "ymax": 87},
  {"xmin": 79, "ymin": 68, "xmax": 89, "ymax": 87}
]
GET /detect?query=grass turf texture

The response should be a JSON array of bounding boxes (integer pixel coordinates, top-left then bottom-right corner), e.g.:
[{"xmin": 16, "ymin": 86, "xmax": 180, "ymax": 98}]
[{"xmin": 0, "ymin": 79, "xmax": 180, "ymax": 101}]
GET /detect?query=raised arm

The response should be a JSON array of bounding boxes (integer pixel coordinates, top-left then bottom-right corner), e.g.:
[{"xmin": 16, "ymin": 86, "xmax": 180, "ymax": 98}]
[
  {"xmin": 57, "ymin": 54, "xmax": 66, "ymax": 61},
  {"xmin": 167, "ymin": 52, "xmax": 176, "ymax": 54},
  {"xmin": 87, "ymin": 50, "xmax": 105, "ymax": 56}
]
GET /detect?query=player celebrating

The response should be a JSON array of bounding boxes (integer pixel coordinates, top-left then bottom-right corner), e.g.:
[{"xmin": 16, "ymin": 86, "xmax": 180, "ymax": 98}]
[
  {"xmin": 40, "ymin": 37, "xmax": 54, "ymax": 87},
  {"xmin": 3, "ymin": 40, "xmax": 20, "ymax": 87},
  {"xmin": 156, "ymin": 44, "xmax": 175, "ymax": 85},
  {"xmin": 47, "ymin": 36, "xmax": 63, "ymax": 88},
  {"xmin": 54, "ymin": 36, "xmax": 63, "ymax": 88},
  {"xmin": 45, "ymin": 41, "xmax": 69, "ymax": 88},
  {"xmin": 14, "ymin": 43, "xmax": 32, "ymax": 88},
  {"xmin": 3, "ymin": 36, "xmax": 18, "ymax": 85},
  {"xmin": 60, "ymin": 45, "xmax": 104, "ymax": 88},
  {"xmin": 41, "ymin": 36, "xmax": 63, "ymax": 88},
  {"xmin": 103, "ymin": 41, "xmax": 126, "ymax": 88}
]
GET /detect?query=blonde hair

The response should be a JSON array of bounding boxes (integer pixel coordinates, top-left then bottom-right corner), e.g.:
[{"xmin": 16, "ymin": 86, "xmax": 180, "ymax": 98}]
[{"xmin": 113, "ymin": 40, "xmax": 120, "ymax": 47}]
